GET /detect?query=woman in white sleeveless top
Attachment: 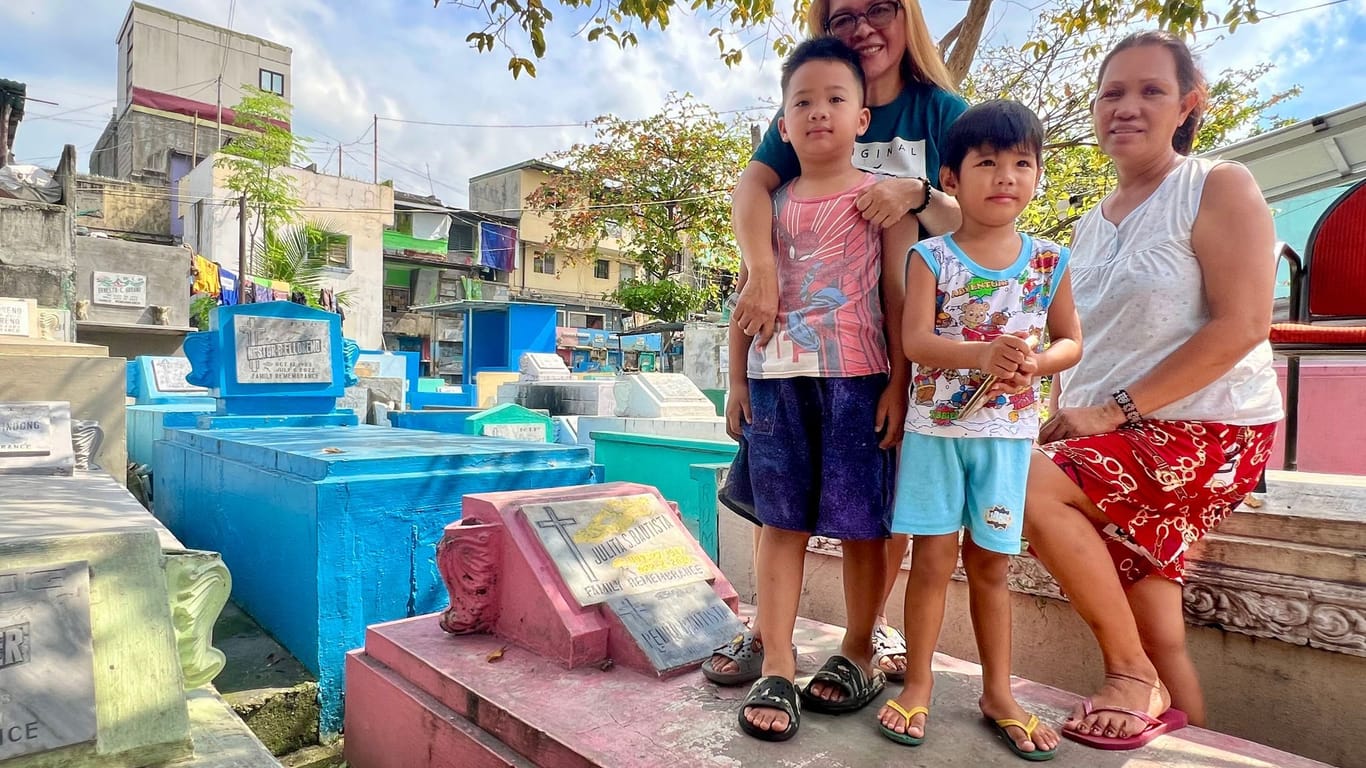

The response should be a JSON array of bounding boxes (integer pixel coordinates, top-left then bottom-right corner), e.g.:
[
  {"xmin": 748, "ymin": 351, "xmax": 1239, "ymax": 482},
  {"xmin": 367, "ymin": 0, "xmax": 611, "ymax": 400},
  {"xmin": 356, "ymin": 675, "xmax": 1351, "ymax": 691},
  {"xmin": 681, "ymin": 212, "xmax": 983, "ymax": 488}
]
[{"xmin": 1024, "ymin": 32, "xmax": 1282, "ymax": 751}]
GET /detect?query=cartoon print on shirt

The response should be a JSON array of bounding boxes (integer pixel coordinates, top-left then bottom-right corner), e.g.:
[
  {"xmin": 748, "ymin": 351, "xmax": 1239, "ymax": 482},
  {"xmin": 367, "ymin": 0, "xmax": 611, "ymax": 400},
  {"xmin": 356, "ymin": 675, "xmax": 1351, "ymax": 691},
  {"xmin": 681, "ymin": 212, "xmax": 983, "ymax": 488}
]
[{"xmin": 959, "ymin": 300, "xmax": 1008, "ymax": 342}]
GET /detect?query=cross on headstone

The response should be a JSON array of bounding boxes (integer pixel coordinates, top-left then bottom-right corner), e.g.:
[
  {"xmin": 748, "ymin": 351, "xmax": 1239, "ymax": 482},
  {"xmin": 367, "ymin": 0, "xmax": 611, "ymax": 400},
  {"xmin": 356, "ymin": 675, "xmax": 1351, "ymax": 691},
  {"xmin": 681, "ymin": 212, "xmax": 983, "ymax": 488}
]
[
  {"xmin": 612, "ymin": 597, "xmax": 653, "ymax": 628},
  {"xmin": 534, "ymin": 506, "xmax": 598, "ymax": 584}
]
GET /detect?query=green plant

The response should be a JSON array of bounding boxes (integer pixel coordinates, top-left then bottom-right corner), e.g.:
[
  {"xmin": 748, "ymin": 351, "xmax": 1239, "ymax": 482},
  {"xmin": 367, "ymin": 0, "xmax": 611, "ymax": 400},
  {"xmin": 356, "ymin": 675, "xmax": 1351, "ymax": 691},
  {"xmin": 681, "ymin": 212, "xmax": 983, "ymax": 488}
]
[
  {"xmin": 256, "ymin": 221, "xmax": 353, "ymax": 309},
  {"xmin": 217, "ymin": 88, "xmax": 310, "ymax": 273},
  {"xmin": 190, "ymin": 294, "xmax": 218, "ymax": 331}
]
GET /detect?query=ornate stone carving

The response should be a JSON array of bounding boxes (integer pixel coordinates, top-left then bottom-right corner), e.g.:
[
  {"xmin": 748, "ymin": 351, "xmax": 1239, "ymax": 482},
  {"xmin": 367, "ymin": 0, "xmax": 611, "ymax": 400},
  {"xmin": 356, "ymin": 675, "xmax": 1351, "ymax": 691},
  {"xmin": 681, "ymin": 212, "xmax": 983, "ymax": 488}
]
[
  {"xmin": 164, "ymin": 549, "xmax": 232, "ymax": 689},
  {"xmin": 1183, "ymin": 561, "xmax": 1366, "ymax": 658},
  {"xmin": 799, "ymin": 533, "xmax": 1365, "ymax": 657},
  {"xmin": 437, "ymin": 521, "xmax": 502, "ymax": 635}
]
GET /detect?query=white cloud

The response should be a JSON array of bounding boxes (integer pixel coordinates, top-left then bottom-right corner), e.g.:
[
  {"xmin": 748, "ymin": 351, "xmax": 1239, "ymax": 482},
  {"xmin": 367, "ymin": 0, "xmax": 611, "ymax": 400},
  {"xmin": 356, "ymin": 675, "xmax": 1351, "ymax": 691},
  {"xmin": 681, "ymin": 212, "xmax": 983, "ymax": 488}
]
[{"xmin": 6, "ymin": 0, "xmax": 1365, "ymax": 195}]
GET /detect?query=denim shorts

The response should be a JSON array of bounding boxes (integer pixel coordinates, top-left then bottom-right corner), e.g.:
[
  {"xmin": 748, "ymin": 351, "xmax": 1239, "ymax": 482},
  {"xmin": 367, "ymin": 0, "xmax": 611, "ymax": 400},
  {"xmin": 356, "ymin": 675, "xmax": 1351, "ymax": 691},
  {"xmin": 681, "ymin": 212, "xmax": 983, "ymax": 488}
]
[{"xmin": 726, "ymin": 374, "xmax": 894, "ymax": 540}]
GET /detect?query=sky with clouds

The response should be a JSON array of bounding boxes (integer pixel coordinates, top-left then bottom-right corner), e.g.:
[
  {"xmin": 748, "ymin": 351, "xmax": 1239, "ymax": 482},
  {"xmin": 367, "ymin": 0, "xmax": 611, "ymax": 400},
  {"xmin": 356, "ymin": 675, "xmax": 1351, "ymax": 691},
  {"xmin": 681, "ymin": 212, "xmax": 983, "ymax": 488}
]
[{"xmin": 3, "ymin": 0, "xmax": 1364, "ymax": 208}]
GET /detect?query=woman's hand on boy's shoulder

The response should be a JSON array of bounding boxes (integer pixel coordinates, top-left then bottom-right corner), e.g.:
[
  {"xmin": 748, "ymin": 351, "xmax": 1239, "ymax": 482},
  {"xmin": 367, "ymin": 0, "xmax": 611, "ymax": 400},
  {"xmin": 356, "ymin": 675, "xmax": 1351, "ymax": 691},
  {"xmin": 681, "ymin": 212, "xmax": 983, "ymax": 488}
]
[
  {"xmin": 857, "ymin": 177, "xmax": 921, "ymax": 229},
  {"xmin": 875, "ymin": 383, "xmax": 908, "ymax": 448}
]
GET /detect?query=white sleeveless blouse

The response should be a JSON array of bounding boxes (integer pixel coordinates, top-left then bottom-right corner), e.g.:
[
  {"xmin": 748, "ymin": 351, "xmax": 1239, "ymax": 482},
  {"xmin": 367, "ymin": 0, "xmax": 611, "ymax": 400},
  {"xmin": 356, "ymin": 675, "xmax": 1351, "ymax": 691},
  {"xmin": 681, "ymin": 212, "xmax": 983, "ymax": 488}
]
[{"xmin": 1059, "ymin": 157, "xmax": 1283, "ymax": 425}]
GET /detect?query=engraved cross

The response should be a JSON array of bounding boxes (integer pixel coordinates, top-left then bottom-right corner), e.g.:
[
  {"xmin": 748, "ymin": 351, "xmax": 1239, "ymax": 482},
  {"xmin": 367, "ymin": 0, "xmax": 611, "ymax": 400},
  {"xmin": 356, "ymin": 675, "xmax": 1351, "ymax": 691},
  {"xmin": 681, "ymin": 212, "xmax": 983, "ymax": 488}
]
[{"xmin": 535, "ymin": 506, "xmax": 598, "ymax": 583}]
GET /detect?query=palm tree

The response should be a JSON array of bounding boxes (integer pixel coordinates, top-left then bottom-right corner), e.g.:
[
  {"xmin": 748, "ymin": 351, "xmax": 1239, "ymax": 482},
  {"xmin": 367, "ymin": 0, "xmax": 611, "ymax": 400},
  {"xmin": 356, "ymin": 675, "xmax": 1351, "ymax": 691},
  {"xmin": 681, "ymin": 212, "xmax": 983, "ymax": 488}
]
[{"xmin": 255, "ymin": 220, "xmax": 351, "ymax": 309}]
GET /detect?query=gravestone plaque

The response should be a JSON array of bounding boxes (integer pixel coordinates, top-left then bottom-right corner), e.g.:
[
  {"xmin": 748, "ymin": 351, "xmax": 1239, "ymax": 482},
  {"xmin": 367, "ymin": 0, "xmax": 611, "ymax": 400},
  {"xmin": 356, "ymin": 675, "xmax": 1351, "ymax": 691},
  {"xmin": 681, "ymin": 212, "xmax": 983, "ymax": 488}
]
[
  {"xmin": 0, "ymin": 404, "xmax": 51, "ymax": 457},
  {"xmin": 524, "ymin": 494, "xmax": 710, "ymax": 606},
  {"xmin": 92, "ymin": 271, "xmax": 148, "ymax": 308},
  {"xmin": 481, "ymin": 422, "xmax": 547, "ymax": 442},
  {"xmin": 650, "ymin": 374, "xmax": 703, "ymax": 402},
  {"xmin": 0, "ymin": 298, "xmax": 35, "ymax": 338},
  {"xmin": 606, "ymin": 581, "xmax": 744, "ymax": 672},
  {"xmin": 519, "ymin": 352, "xmax": 572, "ymax": 382},
  {"xmin": 150, "ymin": 357, "xmax": 208, "ymax": 394},
  {"xmin": 234, "ymin": 316, "xmax": 333, "ymax": 384},
  {"xmin": 0, "ymin": 402, "xmax": 74, "ymax": 476},
  {"xmin": 0, "ymin": 560, "xmax": 97, "ymax": 760}
]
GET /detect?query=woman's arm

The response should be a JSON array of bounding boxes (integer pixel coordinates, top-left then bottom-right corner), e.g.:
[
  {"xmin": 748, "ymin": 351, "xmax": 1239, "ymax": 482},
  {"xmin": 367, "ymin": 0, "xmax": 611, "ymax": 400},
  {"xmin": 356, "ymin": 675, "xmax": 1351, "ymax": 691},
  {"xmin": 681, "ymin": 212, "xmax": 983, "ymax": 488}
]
[
  {"xmin": 1042, "ymin": 163, "xmax": 1275, "ymax": 439},
  {"xmin": 855, "ymin": 176, "xmax": 962, "ymax": 235},
  {"xmin": 1125, "ymin": 163, "xmax": 1275, "ymax": 415},
  {"xmin": 729, "ymin": 161, "xmax": 782, "ymax": 345}
]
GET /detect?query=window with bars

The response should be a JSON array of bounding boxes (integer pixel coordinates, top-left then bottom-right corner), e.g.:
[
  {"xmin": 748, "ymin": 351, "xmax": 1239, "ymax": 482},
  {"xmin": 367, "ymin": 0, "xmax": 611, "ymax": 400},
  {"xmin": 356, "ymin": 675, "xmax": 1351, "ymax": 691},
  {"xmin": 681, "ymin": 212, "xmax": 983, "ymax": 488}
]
[
  {"xmin": 324, "ymin": 235, "xmax": 352, "ymax": 268},
  {"xmin": 594, "ymin": 259, "xmax": 610, "ymax": 280},
  {"xmin": 449, "ymin": 223, "xmax": 475, "ymax": 253},
  {"xmin": 619, "ymin": 263, "xmax": 636, "ymax": 283}
]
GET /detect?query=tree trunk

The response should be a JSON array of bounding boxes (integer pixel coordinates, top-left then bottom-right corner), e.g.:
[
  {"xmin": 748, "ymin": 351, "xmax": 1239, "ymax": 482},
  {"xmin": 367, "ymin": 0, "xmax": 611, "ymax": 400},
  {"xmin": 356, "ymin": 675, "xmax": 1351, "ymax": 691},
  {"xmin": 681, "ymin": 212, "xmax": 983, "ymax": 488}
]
[{"xmin": 944, "ymin": 0, "xmax": 994, "ymax": 87}]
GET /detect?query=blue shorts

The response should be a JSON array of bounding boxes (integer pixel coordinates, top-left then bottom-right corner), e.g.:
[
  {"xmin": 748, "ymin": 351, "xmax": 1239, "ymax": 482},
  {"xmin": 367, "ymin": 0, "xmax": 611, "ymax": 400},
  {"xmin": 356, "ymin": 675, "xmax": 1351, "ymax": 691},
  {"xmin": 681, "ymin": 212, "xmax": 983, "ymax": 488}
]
[
  {"xmin": 734, "ymin": 374, "xmax": 894, "ymax": 540},
  {"xmin": 891, "ymin": 432, "xmax": 1031, "ymax": 555}
]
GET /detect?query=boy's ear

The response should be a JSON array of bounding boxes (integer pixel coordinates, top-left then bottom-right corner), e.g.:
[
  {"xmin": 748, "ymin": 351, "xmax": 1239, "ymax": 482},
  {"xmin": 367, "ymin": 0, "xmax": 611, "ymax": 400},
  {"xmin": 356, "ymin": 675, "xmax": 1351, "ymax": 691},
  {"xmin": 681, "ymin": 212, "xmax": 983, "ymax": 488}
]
[
  {"xmin": 778, "ymin": 116, "xmax": 791, "ymax": 144},
  {"xmin": 939, "ymin": 166, "xmax": 958, "ymax": 196},
  {"xmin": 857, "ymin": 106, "xmax": 870, "ymax": 137}
]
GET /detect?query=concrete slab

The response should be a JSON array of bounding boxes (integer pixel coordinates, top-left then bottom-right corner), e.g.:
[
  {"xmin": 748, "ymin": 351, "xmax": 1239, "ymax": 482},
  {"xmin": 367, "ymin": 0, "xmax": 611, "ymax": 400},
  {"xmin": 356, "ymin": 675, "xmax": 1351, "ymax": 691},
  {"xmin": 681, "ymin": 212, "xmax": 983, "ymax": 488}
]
[
  {"xmin": 183, "ymin": 687, "xmax": 283, "ymax": 767},
  {"xmin": 344, "ymin": 609, "xmax": 1330, "ymax": 768}
]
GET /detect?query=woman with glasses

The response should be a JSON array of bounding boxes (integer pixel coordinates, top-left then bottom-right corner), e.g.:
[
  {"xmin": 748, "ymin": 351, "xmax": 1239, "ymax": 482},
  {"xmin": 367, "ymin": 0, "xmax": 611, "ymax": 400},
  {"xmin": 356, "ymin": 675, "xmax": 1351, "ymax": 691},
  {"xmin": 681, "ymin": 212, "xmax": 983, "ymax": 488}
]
[{"xmin": 707, "ymin": 0, "xmax": 967, "ymax": 706}]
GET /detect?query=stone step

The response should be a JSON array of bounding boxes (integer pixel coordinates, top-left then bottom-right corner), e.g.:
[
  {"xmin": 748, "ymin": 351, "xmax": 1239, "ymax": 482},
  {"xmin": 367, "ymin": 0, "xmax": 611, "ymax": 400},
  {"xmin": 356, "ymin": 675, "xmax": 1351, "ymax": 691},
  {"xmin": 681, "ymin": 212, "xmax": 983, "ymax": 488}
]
[
  {"xmin": 343, "ymin": 611, "xmax": 1332, "ymax": 768},
  {"xmin": 1193, "ymin": 531, "xmax": 1365, "ymax": 584},
  {"xmin": 1220, "ymin": 470, "xmax": 1366, "ymax": 551}
]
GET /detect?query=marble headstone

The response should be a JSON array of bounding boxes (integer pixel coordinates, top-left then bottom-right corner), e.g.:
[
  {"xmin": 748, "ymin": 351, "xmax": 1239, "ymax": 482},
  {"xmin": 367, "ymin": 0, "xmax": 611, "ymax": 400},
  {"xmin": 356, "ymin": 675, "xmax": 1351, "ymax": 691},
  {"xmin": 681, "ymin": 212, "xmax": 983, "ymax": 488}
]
[
  {"xmin": 614, "ymin": 373, "xmax": 717, "ymax": 419},
  {"xmin": 519, "ymin": 352, "xmax": 572, "ymax": 382},
  {"xmin": 0, "ymin": 402, "xmax": 75, "ymax": 476},
  {"xmin": 521, "ymin": 492, "xmax": 742, "ymax": 672},
  {"xmin": 0, "ymin": 560, "xmax": 97, "ymax": 760},
  {"xmin": 0, "ymin": 298, "xmax": 39, "ymax": 338}
]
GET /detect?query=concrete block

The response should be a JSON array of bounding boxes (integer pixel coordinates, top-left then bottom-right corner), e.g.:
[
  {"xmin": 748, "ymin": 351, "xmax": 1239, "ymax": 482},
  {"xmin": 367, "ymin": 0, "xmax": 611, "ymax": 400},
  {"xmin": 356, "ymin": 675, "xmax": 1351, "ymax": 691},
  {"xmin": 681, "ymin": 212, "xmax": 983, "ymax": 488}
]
[
  {"xmin": 0, "ymin": 528, "xmax": 191, "ymax": 768},
  {"xmin": 613, "ymin": 373, "xmax": 716, "ymax": 418},
  {"xmin": 0, "ymin": 352, "xmax": 127, "ymax": 482},
  {"xmin": 518, "ymin": 351, "xmax": 571, "ymax": 381}
]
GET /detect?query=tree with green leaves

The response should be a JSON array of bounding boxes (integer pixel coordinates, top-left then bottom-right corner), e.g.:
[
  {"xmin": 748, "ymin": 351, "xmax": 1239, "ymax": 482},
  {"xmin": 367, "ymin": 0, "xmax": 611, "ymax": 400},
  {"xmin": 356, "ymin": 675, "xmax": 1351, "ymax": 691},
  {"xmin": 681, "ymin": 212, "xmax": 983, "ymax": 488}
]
[
  {"xmin": 217, "ymin": 87, "xmax": 309, "ymax": 272},
  {"xmin": 963, "ymin": 17, "xmax": 1299, "ymax": 242},
  {"xmin": 526, "ymin": 93, "xmax": 749, "ymax": 341},
  {"xmin": 436, "ymin": 0, "xmax": 1262, "ymax": 85}
]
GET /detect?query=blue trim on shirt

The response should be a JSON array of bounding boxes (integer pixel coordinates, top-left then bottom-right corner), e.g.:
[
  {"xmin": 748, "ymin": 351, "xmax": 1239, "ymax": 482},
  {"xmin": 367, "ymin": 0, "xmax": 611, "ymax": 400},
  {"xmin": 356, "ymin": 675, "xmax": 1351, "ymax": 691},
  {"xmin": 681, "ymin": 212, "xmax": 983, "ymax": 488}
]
[
  {"xmin": 1047, "ymin": 246, "xmax": 1071, "ymax": 310},
  {"xmin": 943, "ymin": 233, "xmax": 1032, "ymax": 279},
  {"xmin": 911, "ymin": 242, "xmax": 940, "ymax": 280}
]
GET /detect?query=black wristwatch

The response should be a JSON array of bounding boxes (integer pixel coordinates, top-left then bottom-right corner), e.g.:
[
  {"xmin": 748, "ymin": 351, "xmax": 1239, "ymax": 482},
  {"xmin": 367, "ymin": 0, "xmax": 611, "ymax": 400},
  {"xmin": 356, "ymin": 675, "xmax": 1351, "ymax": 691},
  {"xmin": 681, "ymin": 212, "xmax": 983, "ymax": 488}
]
[{"xmin": 908, "ymin": 176, "xmax": 933, "ymax": 215}]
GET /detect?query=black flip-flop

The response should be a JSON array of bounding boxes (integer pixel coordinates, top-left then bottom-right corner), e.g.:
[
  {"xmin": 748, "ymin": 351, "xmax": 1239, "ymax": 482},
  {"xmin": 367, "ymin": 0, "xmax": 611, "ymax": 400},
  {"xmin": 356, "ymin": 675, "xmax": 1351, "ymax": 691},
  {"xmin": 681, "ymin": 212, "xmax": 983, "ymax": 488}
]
[
  {"xmin": 738, "ymin": 675, "xmax": 801, "ymax": 741},
  {"xmin": 800, "ymin": 654, "xmax": 886, "ymax": 714}
]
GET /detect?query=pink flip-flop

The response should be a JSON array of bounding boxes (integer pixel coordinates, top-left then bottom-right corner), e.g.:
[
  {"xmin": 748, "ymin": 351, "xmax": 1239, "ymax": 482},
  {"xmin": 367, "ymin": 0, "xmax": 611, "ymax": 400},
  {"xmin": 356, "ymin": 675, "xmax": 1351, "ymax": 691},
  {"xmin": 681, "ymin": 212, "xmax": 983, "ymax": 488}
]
[{"xmin": 1062, "ymin": 700, "xmax": 1188, "ymax": 751}]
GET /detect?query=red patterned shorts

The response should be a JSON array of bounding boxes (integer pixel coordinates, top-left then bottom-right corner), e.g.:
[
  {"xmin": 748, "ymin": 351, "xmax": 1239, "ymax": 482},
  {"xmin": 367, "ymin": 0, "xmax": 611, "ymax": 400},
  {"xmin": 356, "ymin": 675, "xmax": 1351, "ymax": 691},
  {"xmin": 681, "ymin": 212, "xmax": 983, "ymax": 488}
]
[{"xmin": 1038, "ymin": 420, "xmax": 1277, "ymax": 585}]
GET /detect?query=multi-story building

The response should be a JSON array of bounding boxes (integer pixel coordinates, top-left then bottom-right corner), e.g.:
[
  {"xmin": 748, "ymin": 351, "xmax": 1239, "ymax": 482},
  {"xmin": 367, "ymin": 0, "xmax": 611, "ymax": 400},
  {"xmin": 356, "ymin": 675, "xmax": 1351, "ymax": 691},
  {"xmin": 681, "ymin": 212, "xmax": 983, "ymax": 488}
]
[
  {"xmin": 381, "ymin": 190, "xmax": 520, "ymax": 378},
  {"xmin": 91, "ymin": 2, "xmax": 292, "ymax": 240},
  {"xmin": 468, "ymin": 160, "xmax": 646, "ymax": 368},
  {"xmin": 180, "ymin": 155, "xmax": 393, "ymax": 349}
]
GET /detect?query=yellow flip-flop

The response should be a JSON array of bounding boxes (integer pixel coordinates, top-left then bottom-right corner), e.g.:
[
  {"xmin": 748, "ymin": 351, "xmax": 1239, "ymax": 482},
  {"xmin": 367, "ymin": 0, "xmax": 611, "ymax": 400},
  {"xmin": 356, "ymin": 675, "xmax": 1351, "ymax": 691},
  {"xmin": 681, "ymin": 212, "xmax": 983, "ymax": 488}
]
[
  {"xmin": 987, "ymin": 714, "xmax": 1058, "ymax": 762},
  {"xmin": 877, "ymin": 699, "xmax": 928, "ymax": 746}
]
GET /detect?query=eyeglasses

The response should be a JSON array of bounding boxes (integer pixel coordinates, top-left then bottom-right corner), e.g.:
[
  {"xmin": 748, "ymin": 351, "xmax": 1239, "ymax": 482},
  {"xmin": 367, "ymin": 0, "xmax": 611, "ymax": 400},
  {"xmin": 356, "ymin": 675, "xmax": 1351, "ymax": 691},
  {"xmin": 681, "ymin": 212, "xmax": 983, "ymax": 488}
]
[{"xmin": 825, "ymin": 0, "xmax": 902, "ymax": 39}]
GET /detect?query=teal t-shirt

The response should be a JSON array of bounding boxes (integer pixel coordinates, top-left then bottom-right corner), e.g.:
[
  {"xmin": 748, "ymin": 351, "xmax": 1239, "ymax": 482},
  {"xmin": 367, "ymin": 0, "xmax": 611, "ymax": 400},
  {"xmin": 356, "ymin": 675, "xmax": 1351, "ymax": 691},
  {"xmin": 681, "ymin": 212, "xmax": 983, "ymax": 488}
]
[{"xmin": 753, "ymin": 81, "xmax": 968, "ymax": 187}]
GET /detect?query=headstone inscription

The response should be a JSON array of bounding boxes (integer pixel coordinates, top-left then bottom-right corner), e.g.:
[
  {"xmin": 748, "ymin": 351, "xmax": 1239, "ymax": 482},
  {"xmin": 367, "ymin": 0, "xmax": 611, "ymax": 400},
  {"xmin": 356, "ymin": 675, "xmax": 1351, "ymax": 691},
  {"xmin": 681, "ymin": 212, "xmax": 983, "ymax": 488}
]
[
  {"xmin": 614, "ymin": 373, "xmax": 718, "ymax": 419},
  {"xmin": 181, "ymin": 302, "xmax": 358, "ymax": 422},
  {"xmin": 440, "ymin": 483, "xmax": 743, "ymax": 677},
  {"xmin": 466, "ymin": 403, "xmax": 552, "ymax": 442},
  {"xmin": 519, "ymin": 352, "xmax": 572, "ymax": 382},
  {"xmin": 150, "ymin": 357, "xmax": 208, "ymax": 395},
  {"xmin": 0, "ymin": 402, "xmax": 74, "ymax": 476},
  {"xmin": 91, "ymin": 272, "xmax": 147, "ymax": 308},
  {"xmin": 0, "ymin": 298, "xmax": 38, "ymax": 338},
  {"xmin": 0, "ymin": 560, "xmax": 97, "ymax": 760},
  {"xmin": 235, "ymin": 315, "xmax": 333, "ymax": 384},
  {"xmin": 522, "ymin": 492, "xmax": 743, "ymax": 672}
]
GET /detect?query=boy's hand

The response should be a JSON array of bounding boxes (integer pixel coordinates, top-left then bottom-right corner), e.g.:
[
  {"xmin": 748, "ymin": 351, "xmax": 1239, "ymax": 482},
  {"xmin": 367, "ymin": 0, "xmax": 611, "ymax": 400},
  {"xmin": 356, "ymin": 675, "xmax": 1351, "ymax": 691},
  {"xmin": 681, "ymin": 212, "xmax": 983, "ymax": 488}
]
[
  {"xmin": 732, "ymin": 274, "xmax": 779, "ymax": 346},
  {"xmin": 875, "ymin": 384, "xmax": 908, "ymax": 449},
  {"xmin": 978, "ymin": 335, "xmax": 1031, "ymax": 378},
  {"xmin": 725, "ymin": 383, "xmax": 752, "ymax": 441},
  {"xmin": 986, "ymin": 371, "xmax": 1037, "ymax": 398}
]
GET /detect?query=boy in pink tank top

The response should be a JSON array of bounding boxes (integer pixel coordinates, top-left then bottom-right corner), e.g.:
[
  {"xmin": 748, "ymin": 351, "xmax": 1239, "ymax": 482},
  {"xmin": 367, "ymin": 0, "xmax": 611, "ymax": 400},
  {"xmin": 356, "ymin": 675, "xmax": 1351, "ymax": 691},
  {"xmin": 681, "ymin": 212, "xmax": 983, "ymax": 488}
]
[{"xmin": 726, "ymin": 37, "xmax": 921, "ymax": 742}]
